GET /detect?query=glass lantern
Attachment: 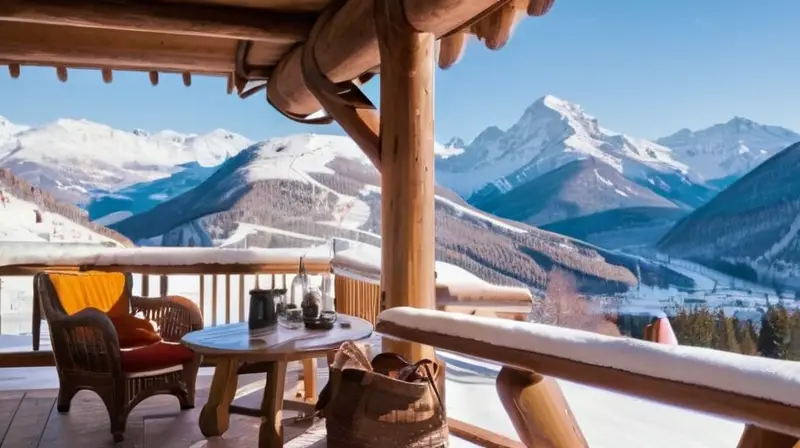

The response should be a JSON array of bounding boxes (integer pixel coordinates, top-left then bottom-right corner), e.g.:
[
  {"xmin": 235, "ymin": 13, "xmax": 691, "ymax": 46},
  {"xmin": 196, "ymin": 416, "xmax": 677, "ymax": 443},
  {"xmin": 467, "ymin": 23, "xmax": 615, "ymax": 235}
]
[
  {"xmin": 300, "ymin": 269, "xmax": 337, "ymax": 329},
  {"xmin": 320, "ymin": 268, "xmax": 336, "ymax": 321},
  {"xmin": 278, "ymin": 263, "xmax": 307, "ymax": 329}
]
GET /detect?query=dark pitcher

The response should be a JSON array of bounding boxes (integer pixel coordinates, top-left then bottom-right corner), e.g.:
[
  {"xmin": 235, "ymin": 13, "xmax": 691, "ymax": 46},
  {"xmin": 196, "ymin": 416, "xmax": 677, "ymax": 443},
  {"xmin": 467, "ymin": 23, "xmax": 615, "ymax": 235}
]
[{"xmin": 248, "ymin": 288, "xmax": 285, "ymax": 330}]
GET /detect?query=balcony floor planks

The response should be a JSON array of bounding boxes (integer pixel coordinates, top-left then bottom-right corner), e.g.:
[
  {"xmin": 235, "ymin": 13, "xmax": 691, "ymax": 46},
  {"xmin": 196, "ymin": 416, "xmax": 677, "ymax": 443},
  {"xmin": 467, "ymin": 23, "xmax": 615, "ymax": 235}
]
[{"xmin": 0, "ymin": 369, "xmax": 321, "ymax": 447}]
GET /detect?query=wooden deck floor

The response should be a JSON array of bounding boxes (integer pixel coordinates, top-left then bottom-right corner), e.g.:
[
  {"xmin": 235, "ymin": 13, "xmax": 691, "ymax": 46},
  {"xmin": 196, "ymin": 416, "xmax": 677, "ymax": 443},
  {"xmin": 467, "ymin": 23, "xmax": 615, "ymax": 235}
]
[{"xmin": 0, "ymin": 365, "xmax": 326, "ymax": 448}]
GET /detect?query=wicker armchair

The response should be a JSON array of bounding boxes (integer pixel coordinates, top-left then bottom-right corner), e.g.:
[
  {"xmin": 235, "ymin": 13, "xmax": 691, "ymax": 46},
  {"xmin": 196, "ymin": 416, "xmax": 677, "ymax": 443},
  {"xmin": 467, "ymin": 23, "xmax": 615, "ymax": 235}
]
[{"xmin": 35, "ymin": 271, "xmax": 204, "ymax": 443}]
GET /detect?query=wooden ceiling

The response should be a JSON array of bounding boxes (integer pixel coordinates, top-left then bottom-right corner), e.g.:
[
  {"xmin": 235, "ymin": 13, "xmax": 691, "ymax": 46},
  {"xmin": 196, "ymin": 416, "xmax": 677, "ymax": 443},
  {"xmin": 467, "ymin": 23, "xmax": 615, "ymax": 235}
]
[{"xmin": 0, "ymin": 0, "xmax": 556, "ymax": 116}]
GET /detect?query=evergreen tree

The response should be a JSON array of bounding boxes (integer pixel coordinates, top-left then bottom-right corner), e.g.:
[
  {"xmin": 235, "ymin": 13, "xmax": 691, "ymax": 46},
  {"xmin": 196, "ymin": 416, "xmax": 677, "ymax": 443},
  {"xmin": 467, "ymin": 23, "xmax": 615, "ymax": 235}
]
[
  {"xmin": 758, "ymin": 308, "xmax": 782, "ymax": 358},
  {"xmin": 733, "ymin": 318, "xmax": 759, "ymax": 356},
  {"xmin": 711, "ymin": 309, "xmax": 740, "ymax": 353},
  {"xmin": 786, "ymin": 312, "xmax": 800, "ymax": 361}
]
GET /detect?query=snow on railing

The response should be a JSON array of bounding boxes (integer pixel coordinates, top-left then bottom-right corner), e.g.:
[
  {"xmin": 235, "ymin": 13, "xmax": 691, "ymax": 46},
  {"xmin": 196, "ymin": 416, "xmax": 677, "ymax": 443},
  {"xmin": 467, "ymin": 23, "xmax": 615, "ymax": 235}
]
[{"xmin": 376, "ymin": 307, "xmax": 800, "ymax": 446}]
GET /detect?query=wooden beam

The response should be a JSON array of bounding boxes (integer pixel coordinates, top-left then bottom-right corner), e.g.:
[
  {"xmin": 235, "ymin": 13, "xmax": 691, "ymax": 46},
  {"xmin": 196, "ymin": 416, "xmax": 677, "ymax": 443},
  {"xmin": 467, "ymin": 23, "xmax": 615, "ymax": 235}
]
[
  {"xmin": 0, "ymin": 22, "xmax": 238, "ymax": 73},
  {"xmin": 287, "ymin": 3, "xmax": 381, "ymax": 170},
  {"xmin": 268, "ymin": 0, "xmax": 510, "ymax": 117},
  {"xmin": 374, "ymin": 0, "xmax": 437, "ymax": 363},
  {"xmin": 0, "ymin": 0, "xmax": 314, "ymax": 43}
]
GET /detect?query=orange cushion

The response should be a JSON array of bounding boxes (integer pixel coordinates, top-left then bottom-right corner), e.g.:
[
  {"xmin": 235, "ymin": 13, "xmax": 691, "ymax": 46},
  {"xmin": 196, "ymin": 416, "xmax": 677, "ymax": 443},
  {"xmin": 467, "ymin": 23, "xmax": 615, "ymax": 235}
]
[
  {"xmin": 120, "ymin": 342, "xmax": 195, "ymax": 373},
  {"xmin": 111, "ymin": 314, "xmax": 162, "ymax": 348},
  {"xmin": 47, "ymin": 271, "xmax": 129, "ymax": 317}
]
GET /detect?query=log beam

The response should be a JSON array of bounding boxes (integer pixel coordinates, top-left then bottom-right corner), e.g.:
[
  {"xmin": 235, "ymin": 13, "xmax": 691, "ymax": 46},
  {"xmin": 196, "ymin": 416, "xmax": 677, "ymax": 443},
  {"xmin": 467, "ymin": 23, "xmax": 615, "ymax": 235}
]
[
  {"xmin": 0, "ymin": 0, "xmax": 314, "ymax": 43},
  {"xmin": 287, "ymin": 1, "xmax": 381, "ymax": 169},
  {"xmin": 268, "ymin": 0, "xmax": 510, "ymax": 117},
  {"xmin": 0, "ymin": 22, "xmax": 238, "ymax": 74},
  {"xmin": 374, "ymin": 0, "xmax": 437, "ymax": 362},
  {"xmin": 496, "ymin": 367, "xmax": 588, "ymax": 448}
]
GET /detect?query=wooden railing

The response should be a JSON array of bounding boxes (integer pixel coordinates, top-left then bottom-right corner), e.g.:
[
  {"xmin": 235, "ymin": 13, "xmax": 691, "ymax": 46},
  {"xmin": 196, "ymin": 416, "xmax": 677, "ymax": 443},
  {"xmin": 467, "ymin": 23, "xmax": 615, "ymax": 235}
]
[
  {"xmin": 8, "ymin": 265, "xmax": 798, "ymax": 446},
  {"xmin": 0, "ymin": 265, "xmax": 528, "ymax": 446},
  {"xmin": 376, "ymin": 307, "xmax": 800, "ymax": 448}
]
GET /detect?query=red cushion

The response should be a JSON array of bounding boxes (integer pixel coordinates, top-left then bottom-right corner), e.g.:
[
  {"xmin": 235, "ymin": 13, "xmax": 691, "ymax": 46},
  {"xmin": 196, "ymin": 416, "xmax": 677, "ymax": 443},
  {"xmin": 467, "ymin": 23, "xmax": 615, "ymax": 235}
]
[
  {"xmin": 111, "ymin": 314, "xmax": 162, "ymax": 348},
  {"xmin": 120, "ymin": 341, "xmax": 194, "ymax": 373}
]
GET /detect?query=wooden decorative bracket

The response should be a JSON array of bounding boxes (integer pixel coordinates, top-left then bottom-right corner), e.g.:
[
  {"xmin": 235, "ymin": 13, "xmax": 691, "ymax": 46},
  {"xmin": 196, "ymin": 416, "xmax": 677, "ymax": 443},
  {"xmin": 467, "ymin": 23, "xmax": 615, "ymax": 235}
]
[{"xmin": 295, "ymin": 0, "xmax": 381, "ymax": 169}]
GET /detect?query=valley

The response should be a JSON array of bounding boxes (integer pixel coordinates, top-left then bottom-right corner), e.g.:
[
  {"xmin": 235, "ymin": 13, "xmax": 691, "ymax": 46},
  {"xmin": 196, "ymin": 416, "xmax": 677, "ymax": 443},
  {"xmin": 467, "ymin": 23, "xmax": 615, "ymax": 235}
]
[{"xmin": 2, "ymin": 98, "xmax": 799, "ymax": 317}]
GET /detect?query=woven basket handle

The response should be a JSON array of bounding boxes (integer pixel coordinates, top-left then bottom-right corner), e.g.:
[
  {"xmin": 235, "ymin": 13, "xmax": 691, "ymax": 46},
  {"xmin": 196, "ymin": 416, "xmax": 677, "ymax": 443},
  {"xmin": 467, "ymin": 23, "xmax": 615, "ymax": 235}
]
[
  {"xmin": 331, "ymin": 340, "xmax": 373, "ymax": 372},
  {"xmin": 423, "ymin": 362, "xmax": 446, "ymax": 417}
]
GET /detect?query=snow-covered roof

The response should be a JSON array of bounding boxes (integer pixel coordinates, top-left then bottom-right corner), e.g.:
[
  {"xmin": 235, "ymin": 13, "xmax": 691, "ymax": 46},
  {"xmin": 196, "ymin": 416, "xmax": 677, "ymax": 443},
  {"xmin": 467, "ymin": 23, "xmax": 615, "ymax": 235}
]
[{"xmin": 331, "ymin": 244, "xmax": 532, "ymax": 304}]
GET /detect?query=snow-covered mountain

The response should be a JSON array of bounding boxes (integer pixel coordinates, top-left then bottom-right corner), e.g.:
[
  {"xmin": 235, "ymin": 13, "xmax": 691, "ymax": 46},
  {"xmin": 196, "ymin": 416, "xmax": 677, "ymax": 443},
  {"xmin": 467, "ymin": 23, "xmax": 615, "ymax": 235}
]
[
  {"xmin": 0, "ymin": 115, "xmax": 28, "ymax": 142},
  {"xmin": 658, "ymin": 141, "xmax": 800, "ymax": 288},
  {"xmin": 0, "ymin": 169, "xmax": 129, "ymax": 245},
  {"xmin": 656, "ymin": 117, "xmax": 800, "ymax": 184},
  {"xmin": 110, "ymin": 133, "xmax": 695, "ymax": 294},
  {"xmin": 436, "ymin": 95, "xmax": 714, "ymax": 209},
  {"xmin": 0, "ymin": 116, "xmax": 252, "ymax": 205},
  {"xmin": 469, "ymin": 158, "xmax": 679, "ymax": 226}
]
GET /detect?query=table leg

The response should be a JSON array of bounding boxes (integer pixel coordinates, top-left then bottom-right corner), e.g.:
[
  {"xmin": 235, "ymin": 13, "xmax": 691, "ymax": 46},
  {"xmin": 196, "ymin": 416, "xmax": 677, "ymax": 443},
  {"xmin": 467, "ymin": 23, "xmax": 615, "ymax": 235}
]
[
  {"xmin": 258, "ymin": 360, "xmax": 288, "ymax": 447},
  {"xmin": 199, "ymin": 358, "xmax": 239, "ymax": 437},
  {"xmin": 301, "ymin": 358, "xmax": 317, "ymax": 402}
]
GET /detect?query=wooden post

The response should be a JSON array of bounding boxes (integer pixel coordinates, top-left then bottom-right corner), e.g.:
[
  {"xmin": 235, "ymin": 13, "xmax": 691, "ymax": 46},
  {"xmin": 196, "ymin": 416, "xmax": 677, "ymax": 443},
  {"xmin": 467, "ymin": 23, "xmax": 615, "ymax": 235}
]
[
  {"xmin": 199, "ymin": 274, "xmax": 205, "ymax": 322},
  {"xmin": 737, "ymin": 425, "xmax": 799, "ymax": 448},
  {"xmin": 374, "ymin": 0, "xmax": 437, "ymax": 362},
  {"xmin": 496, "ymin": 367, "xmax": 588, "ymax": 448},
  {"xmin": 141, "ymin": 274, "xmax": 150, "ymax": 296},
  {"xmin": 238, "ymin": 274, "xmax": 245, "ymax": 322},
  {"xmin": 224, "ymin": 274, "xmax": 231, "ymax": 324},
  {"xmin": 159, "ymin": 274, "xmax": 168, "ymax": 298}
]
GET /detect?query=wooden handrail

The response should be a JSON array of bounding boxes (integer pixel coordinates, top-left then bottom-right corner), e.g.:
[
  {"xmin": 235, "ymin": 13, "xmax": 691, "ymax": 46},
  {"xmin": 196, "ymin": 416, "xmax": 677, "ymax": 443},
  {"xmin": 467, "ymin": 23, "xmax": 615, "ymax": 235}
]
[{"xmin": 376, "ymin": 311, "xmax": 800, "ymax": 441}]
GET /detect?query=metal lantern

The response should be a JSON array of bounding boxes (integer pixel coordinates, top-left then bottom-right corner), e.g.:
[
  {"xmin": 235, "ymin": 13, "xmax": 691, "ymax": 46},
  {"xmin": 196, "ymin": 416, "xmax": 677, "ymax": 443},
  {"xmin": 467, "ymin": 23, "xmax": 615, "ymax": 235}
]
[{"xmin": 278, "ymin": 261, "xmax": 307, "ymax": 329}]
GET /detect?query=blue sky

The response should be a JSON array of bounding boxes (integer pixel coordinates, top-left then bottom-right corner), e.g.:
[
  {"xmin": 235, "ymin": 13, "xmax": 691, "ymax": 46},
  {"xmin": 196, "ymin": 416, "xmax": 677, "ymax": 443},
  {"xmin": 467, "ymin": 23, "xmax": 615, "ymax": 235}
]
[{"xmin": 2, "ymin": 0, "xmax": 800, "ymax": 142}]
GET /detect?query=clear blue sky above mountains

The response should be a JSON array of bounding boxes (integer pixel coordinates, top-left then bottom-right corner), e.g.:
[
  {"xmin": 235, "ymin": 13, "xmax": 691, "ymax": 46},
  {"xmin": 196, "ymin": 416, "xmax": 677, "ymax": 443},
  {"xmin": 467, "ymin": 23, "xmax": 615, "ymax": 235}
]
[{"xmin": 2, "ymin": 0, "xmax": 800, "ymax": 142}]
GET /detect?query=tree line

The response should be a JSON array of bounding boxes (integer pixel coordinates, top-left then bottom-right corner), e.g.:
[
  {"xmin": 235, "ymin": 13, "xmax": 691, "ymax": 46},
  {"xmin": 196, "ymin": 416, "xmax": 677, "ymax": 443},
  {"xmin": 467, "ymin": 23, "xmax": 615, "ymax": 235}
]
[{"xmin": 616, "ymin": 302, "xmax": 800, "ymax": 360}]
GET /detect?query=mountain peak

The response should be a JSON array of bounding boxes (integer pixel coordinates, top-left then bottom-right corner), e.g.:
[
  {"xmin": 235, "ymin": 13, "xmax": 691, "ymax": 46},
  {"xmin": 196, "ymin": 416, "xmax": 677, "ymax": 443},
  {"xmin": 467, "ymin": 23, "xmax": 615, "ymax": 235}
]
[
  {"xmin": 657, "ymin": 117, "xmax": 800, "ymax": 180},
  {"xmin": 725, "ymin": 116, "xmax": 759, "ymax": 130},
  {"xmin": 444, "ymin": 136, "xmax": 466, "ymax": 148}
]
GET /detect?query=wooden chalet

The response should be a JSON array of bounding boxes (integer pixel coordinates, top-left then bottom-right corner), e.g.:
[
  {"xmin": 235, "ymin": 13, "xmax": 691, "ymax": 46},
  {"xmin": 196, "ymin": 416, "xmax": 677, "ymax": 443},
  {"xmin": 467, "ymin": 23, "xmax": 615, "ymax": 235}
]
[{"xmin": 2, "ymin": 1, "xmax": 800, "ymax": 447}]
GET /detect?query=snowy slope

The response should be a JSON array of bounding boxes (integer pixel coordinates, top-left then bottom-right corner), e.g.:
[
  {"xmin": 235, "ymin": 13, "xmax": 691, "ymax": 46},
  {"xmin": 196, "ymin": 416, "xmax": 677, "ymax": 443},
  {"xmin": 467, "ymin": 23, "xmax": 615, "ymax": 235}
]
[
  {"xmin": 89, "ymin": 133, "xmax": 464, "ymax": 222},
  {"xmin": 659, "ymin": 141, "xmax": 800, "ymax": 288},
  {"xmin": 0, "ymin": 116, "xmax": 252, "ymax": 205},
  {"xmin": 469, "ymin": 158, "xmax": 680, "ymax": 226},
  {"xmin": 657, "ymin": 117, "xmax": 800, "ymax": 182},
  {"xmin": 0, "ymin": 190, "xmax": 120, "ymax": 244},
  {"xmin": 109, "ymin": 133, "xmax": 701, "ymax": 295},
  {"xmin": 436, "ymin": 95, "xmax": 696, "ymax": 201}
]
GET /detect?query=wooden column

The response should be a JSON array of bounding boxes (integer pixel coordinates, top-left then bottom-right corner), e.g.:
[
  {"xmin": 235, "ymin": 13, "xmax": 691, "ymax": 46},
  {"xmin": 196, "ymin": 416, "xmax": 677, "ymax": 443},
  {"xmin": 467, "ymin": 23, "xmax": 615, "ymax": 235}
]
[
  {"xmin": 496, "ymin": 367, "xmax": 588, "ymax": 448},
  {"xmin": 374, "ymin": 0, "xmax": 437, "ymax": 362}
]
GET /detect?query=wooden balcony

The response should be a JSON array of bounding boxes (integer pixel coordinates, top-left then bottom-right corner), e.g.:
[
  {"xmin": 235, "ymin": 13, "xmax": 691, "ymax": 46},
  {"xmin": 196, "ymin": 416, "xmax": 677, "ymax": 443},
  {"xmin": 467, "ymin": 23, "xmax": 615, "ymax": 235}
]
[{"xmin": 0, "ymin": 243, "xmax": 798, "ymax": 447}]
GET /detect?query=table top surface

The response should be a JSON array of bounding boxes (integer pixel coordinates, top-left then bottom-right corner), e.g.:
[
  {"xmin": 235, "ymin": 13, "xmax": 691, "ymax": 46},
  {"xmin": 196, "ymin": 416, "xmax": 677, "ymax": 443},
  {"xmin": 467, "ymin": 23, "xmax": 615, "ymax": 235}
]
[{"xmin": 181, "ymin": 314, "xmax": 373, "ymax": 358}]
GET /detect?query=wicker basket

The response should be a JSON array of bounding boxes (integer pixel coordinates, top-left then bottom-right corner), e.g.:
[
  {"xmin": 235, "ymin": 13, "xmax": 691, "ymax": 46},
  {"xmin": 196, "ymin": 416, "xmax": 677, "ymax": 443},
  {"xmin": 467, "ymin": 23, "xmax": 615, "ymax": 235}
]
[{"xmin": 318, "ymin": 342, "xmax": 449, "ymax": 447}]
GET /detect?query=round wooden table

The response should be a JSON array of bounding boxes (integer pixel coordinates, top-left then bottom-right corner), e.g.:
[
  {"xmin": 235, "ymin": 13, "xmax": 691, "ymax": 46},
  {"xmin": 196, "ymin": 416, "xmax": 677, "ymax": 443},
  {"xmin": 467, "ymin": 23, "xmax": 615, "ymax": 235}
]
[{"xmin": 181, "ymin": 314, "xmax": 373, "ymax": 448}]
